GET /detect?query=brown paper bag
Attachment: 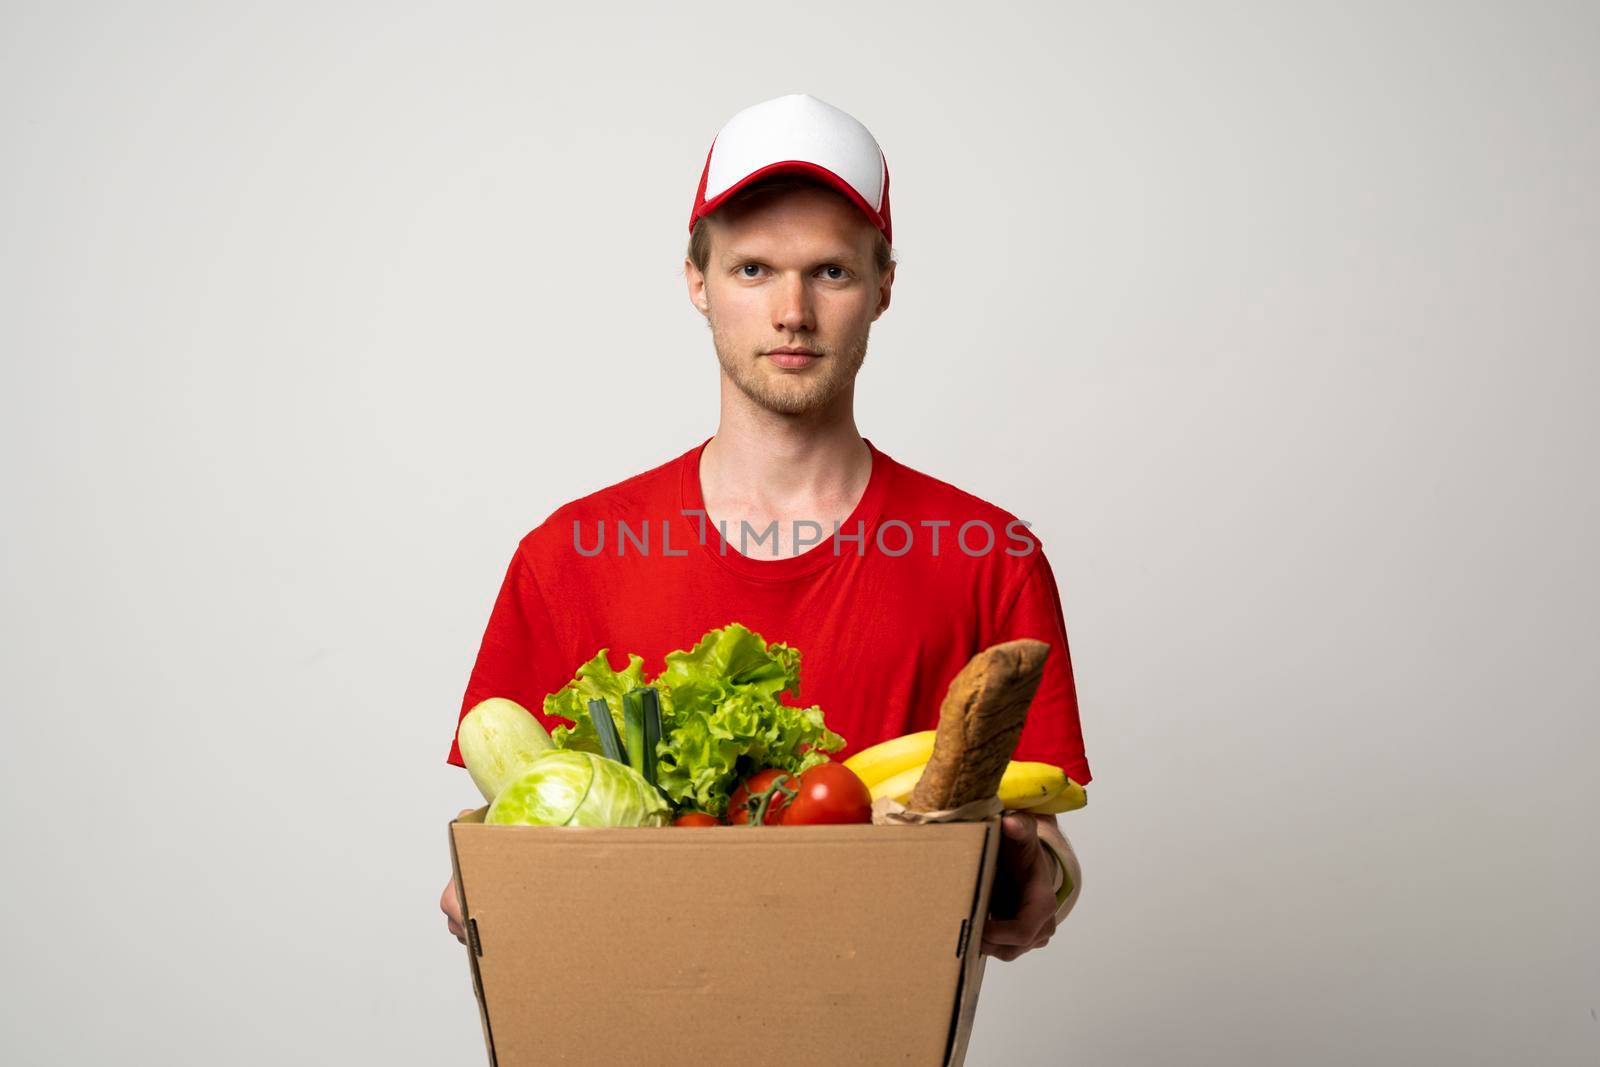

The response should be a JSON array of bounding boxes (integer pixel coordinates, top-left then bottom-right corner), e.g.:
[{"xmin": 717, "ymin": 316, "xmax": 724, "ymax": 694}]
[{"xmin": 870, "ymin": 794, "xmax": 1005, "ymax": 824}]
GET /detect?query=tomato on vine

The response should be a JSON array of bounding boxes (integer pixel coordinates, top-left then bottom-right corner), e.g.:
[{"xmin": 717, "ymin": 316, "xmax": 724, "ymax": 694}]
[
  {"xmin": 783, "ymin": 762, "xmax": 872, "ymax": 825},
  {"xmin": 726, "ymin": 768, "xmax": 798, "ymax": 825},
  {"xmin": 672, "ymin": 811, "xmax": 719, "ymax": 827}
]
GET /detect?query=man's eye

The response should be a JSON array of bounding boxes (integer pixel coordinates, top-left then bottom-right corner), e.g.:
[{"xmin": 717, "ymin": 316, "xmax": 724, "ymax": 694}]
[{"xmin": 737, "ymin": 264, "xmax": 848, "ymax": 280}]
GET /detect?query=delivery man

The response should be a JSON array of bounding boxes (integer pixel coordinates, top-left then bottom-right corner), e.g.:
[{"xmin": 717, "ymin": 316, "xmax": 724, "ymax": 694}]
[{"xmin": 440, "ymin": 94, "xmax": 1091, "ymax": 962}]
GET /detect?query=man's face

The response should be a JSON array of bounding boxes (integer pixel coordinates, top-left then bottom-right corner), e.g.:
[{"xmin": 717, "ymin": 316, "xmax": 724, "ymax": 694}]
[{"xmin": 686, "ymin": 185, "xmax": 894, "ymax": 417}]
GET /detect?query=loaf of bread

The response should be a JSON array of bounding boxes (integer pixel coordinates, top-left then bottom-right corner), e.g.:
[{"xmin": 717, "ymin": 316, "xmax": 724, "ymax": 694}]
[{"xmin": 906, "ymin": 639, "xmax": 1050, "ymax": 812}]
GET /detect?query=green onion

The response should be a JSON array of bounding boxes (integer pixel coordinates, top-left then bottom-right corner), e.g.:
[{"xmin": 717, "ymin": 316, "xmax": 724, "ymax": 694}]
[
  {"xmin": 640, "ymin": 688, "xmax": 662, "ymax": 789},
  {"xmin": 622, "ymin": 688, "xmax": 647, "ymax": 781},
  {"xmin": 587, "ymin": 697, "xmax": 626, "ymax": 764}
]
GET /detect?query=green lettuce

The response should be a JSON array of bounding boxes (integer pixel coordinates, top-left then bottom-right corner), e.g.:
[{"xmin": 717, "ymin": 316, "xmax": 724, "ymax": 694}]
[
  {"xmin": 543, "ymin": 622, "xmax": 845, "ymax": 818},
  {"xmin": 545, "ymin": 650, "xmax": 647, "ymax": 754}
]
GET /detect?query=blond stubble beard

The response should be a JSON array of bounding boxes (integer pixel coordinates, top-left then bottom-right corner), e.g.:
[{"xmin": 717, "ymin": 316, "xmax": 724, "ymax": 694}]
[{"xmin": 707, "ymin": 305, "xmax": 871, "ymax": 417}]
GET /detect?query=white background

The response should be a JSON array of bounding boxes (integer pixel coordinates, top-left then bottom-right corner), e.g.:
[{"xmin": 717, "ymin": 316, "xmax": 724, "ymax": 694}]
[{"xmin": 3, "ymin": 2, "xmax": 1596, "ymax": 1064}]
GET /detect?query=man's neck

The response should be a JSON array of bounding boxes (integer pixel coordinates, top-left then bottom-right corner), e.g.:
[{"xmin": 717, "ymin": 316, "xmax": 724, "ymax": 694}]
[{"xmin": 698, "ymin": 388, "xmax": 872, "ymax": 557}]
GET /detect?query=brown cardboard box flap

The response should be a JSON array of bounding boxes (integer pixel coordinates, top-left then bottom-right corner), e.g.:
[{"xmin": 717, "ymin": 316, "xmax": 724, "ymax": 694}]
[{"xmin": 450, "ymin": 817, "xmax": 1001, "ymax": 1067}]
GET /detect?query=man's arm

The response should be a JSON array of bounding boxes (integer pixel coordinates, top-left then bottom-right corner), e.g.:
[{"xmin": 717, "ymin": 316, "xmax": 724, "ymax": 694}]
[
  {"xmin": 989, "ymin": 549, "xmax": 1093, "ymax": 786},
  {"xmin": 448, "ymin": 542, "xmax": 567, "ymax": 767}
]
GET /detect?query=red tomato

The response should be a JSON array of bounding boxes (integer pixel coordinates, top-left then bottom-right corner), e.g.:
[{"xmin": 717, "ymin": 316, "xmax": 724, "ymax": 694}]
[
  {"xmin": 783, "ymin": 763, "xmax": 873, "ymax": 826},
  {"xmin": 673, "ymin": 812, "xmax": 719, "ymax": 827},
  {"xmin": 726, "ymin": 768, "xmax": 798, "ymax": 826}
]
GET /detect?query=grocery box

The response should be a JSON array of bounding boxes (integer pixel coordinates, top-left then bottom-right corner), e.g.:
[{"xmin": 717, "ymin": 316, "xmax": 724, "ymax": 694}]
[{"xmin": 448, "ymin": 809, "xmax": 1004, "ymax": 1067}]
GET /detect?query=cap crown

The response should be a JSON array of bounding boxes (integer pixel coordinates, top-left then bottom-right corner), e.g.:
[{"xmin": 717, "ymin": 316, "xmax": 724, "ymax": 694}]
[{"xmin": 690, "ymin": 93, "xmax": 892, "ymax": 244}]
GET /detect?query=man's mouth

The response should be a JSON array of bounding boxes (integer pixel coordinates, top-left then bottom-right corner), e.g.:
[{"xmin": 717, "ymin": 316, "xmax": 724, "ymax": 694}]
[{"xmin": 766, "ymin": 347, "xmax": 821, "ymax": 369}]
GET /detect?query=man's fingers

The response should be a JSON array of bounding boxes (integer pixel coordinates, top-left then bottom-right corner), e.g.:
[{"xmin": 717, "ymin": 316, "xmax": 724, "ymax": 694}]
[
  {"xmin": 981, "ymin": 939, "xmax": 1022, "ymax": 962},
  {"xmin": 1021, "ymin": 861, "xmax": 1059, "ymax": 936},
  {"xmin": 983, "ymin": 913, "xmax": 1054, "ymax": 948},
  {"xmin": 982, "ymin": 925, "xmax": 1053, "ymax": 960},
  {"xmin": 985, "ymin": 871, "xmax": 1059, "ymax": 946},
  {"xmin": 1002, "ymin": 813, "xmax": 1038, "ymax": 839},
  {"xmin": 997, "ymin": 814, "xmax": 1039, "ymax": 863},
  {"xmin": 446, "ymin": 805, "xmax": 474, "ymax": 947},
  {"xmin": 441, "ymin": 878, "xmax": 468, "ymax": 945},
  {"xmin": 984, "ymin": 917, "xmax": 1041, "ymax": 947}
]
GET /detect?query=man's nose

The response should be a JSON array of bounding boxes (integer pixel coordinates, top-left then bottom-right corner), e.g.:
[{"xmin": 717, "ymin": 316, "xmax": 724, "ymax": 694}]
[{"xmin": 772, "ymin": 272, "xmax": 814, "ymax": 333}]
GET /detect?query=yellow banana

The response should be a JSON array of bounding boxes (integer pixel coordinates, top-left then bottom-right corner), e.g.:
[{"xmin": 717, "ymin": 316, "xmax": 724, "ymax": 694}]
[
  {"xmin": 861, "ymin": 753, "xmax": 1086, "ymax": 813},
  {"xmin": 1020, "ymin": 777, "xmax": 1087, "ymax": 814},
  {"xmin": 843, "ymin": 730, "xmax": 937, "ymax": 789},
  {"xmin": 868, "ymin": 761, "xmax": 926, "ymax": 803},
  {"xmin": 997, "ymin": 761, "xmax": 1069, "ymax": 809}
]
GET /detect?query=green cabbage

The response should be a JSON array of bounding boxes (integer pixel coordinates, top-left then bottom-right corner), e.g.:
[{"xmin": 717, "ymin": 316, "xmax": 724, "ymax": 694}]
[
  {"xmin": 545, "ymin": 623, "xmax": 845, "ymax": 819},
  {"xmin": 485, "ymin": 750, "xmax": 672, "ymax": 827}
]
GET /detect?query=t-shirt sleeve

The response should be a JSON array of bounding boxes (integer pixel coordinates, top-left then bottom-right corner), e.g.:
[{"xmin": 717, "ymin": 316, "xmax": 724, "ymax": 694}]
[
  {"xmin": 989, "ymin": 548, "xmax": 1093, "ymax": 786},
  {"xmin": 445, "ymin": 543, "xmax": 572, "ymax": 768}
]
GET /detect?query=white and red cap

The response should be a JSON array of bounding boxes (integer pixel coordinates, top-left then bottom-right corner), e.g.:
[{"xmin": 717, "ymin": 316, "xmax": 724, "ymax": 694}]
[{"xmin": 689, "ymin": 93, "xmax": 892, "ymax": 245}]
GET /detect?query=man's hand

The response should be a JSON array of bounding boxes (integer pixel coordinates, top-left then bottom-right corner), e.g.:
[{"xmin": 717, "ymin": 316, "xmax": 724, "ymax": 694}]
[
  {"xmin": 980, "ymin": 812, "xmax": 1060, "ymax": 961},
  {"xmin": 440, "ymin": 808, "xmax": 474, "ymax": 945}
]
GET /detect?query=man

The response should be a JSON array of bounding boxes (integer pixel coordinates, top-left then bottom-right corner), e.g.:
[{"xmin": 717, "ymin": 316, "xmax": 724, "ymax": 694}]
[{"xmin": 440, "ymin": 94, "xmax": 1091, "ymax": 962}]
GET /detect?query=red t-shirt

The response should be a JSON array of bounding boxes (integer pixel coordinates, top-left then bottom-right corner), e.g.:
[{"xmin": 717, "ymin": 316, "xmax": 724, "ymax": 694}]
[{"xmin": 446, "ymin": 436, "xmax": 1092, "ymax": 785}]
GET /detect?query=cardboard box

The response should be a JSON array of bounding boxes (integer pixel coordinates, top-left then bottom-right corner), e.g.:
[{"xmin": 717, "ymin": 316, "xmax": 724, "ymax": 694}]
[{"xmin": 449, "ymin": 811, "xmax": 1002, "ymax": 1066}]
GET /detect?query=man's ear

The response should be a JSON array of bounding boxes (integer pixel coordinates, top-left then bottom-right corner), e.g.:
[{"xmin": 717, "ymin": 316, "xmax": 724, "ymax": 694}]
[
  {"xmin": 685, "ymin": 258, "xmax": 710, "ymax": 317},
  {"xmin": 872, "ymin": 260, "xmax": 896, "ymax": 321}
]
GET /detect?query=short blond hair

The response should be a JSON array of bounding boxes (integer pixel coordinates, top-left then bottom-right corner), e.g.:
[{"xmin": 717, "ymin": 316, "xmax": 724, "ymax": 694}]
[{"xmin": 687, "ymin": 174, "xmax": 895, "ymax": 278}]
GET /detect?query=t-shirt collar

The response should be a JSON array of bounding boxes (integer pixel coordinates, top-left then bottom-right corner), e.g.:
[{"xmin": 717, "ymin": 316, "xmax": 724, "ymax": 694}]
[{"xmin": 678, "ymin": 434, "xmax": 892, "ymax": 582}]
